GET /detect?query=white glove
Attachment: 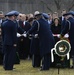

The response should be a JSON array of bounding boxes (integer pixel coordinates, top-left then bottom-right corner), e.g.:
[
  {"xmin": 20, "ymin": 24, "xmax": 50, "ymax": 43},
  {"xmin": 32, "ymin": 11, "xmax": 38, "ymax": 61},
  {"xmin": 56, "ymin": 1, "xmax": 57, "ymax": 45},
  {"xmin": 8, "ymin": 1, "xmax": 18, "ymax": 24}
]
[
  {"xmin": 34, "ymin": 34, "xmax": 38, "ymax": 38},
  {"xmin": 57, "ymin": 34, "xmax": 60, "ymax": 38},
  {"xmin": 17, "ymin": 33, "xmax": 21, "ymax": 37},
  {"xmin": 23, "ymin": 31, "xmax": 26, "ymax": 34},
  {"xmin": 53, "ymin": 34, "xmax": 60, "ymax": 38},
  {"xmin": 64, "ymin": 34, "xmax": 69, "ymax": 38},
  {"xmin": 22, "ymin": 33, "xmax": 27, "ymax": 37}
]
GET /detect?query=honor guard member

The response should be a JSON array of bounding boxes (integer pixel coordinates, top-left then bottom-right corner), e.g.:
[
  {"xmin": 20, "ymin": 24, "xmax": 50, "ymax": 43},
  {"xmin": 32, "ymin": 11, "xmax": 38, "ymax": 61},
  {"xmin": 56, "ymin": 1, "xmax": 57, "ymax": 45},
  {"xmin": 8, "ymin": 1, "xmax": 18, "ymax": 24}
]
[
  {"xmin": 1, "ymin": 11, "xmax": 24, "ymax": 70},
  {"xmin": 0, "ymin": 11, "xmax": 4, "ymax": 64},
  {"xmin": 30, "ymin": 30, "xmax": 41, "ymax": 68},
  {"xmin": 60, "ymin": 11, "xmax": 74, "ymax": 68},
  {"xmin": 31, "ymin": 12, "xmax": 50, "ymax": 68},
  {"xmin": 28, "ymin": 13, "xmax": 41, "ymax": 68},
  {"xmin": 27, "ymin": 11, "xmax": 55, "ymax": 70}
]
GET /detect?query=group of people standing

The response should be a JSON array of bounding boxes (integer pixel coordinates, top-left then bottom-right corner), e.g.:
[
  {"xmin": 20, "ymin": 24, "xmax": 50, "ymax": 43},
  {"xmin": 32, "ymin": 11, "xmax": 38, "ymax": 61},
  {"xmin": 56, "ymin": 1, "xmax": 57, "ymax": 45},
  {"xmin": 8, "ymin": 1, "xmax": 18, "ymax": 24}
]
[{"xmin": 0, "ymin": 9, "xmax": 74, "ymax": 71}]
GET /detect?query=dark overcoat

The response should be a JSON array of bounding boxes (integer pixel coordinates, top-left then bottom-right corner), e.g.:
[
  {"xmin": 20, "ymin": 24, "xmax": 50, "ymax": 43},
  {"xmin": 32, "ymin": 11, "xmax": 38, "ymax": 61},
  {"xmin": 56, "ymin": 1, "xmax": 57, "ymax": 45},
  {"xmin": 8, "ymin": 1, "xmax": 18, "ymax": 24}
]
[
  {"xmin": 61, "ymin": 17, "xmax": 74, "ymax": 56},
  {"xmin": 1, "ymin": 19, "xmax": 24, "ymax": 70},
  {"xmin": 27, "ymin": 18, "xmax": 55, "ymax": 57}
]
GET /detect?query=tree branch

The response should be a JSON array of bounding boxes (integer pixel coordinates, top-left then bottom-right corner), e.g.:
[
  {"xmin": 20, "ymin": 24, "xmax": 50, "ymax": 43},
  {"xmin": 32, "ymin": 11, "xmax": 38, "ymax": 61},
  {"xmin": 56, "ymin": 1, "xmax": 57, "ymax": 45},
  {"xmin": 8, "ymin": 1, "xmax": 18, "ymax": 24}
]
[
  {"xmin": 68, "ymin": 0, "xmax": 74, "ymax": 11},
  {"xmin": 53, "ymin": 0, "xmax": 61, "ymax": 10},
  {"xmin": 40, "ymin": 0, "xmax": 53, "ymax": 12}
]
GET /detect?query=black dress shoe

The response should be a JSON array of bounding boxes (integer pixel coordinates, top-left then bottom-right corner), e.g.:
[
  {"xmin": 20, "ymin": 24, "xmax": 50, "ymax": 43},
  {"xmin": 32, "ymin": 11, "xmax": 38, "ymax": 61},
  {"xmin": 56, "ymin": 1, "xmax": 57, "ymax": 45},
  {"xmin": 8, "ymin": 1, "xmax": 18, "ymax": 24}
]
[
  {"xmin": 70, "ymin": 66, "xmax": 74, "ymax": 69},
  {"xmin": 33, "ymin": 65, "xmax": 40, "ymax": 68},
  {"xmin": 4, "ymin": 68, "xmax": 16, "ymax": 70},
  {"xmin": 40, "ymin": 68, "xmax": 44, "ymax": 71},
  {"xmin": 5, "ymin": 69, "xmax": 13, "ymax": 70},
  {"xmin": 40, "ymin": 68, "xmax": 49, "ymax": 71}
]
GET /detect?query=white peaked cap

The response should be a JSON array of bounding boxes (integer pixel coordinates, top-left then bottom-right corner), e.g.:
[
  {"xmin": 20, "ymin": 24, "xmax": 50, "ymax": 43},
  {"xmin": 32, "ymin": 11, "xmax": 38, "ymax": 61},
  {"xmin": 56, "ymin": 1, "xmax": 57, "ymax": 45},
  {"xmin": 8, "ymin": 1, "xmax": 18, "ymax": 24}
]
[{"xmin": 34, "ymin": 11, "xmax": 41, "ymax": 16}]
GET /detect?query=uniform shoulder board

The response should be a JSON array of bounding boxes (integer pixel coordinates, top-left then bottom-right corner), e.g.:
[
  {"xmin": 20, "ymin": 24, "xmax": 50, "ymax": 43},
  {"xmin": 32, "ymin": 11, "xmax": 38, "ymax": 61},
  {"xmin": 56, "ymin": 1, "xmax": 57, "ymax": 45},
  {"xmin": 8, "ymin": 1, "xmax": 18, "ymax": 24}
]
[
  {"xmin": 36, "ymin": 20, "xmax": 40, "ymax": 32},
  {"xmin": 66, "ymin": 20, "xmax": 71, "ymax": 30}
]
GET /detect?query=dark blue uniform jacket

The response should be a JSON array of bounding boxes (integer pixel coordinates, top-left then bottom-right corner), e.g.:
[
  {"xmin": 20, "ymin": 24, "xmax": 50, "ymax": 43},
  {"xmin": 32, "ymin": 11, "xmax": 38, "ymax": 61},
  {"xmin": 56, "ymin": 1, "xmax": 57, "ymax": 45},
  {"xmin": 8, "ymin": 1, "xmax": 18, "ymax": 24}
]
[
  {"xmin": 2, "ymin": 19, "xmax": 24, "ymax": 46},
  {"xmin": 27, "ymin": 18, "xmax": 55, "ymax": 56},
  {"xmin": 61, "ymin": 17, "xmax": 74, "ymax": 55}
]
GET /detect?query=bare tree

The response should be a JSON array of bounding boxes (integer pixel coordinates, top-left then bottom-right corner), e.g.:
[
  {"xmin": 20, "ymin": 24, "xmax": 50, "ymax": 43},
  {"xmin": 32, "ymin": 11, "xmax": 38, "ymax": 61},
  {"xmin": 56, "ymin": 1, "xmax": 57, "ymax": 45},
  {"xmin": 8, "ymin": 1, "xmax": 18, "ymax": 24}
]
[
  {"xmin": 67, "ymin": 0, "xmax": 74, "ymax": 11},
  {"xmin": 53, "ymin": 0, "xmax": 62, "ymax": 15},
  {"xmin": 53, "ymin": 0, "xmax": 61, "ymax": 10},
  {"xmin": 40, "ymin": 0, "xmax": 74, "ymax": 15},
  {"xmin": 40, "ymin": 0, "xmax": 53, "ymax": 13}
]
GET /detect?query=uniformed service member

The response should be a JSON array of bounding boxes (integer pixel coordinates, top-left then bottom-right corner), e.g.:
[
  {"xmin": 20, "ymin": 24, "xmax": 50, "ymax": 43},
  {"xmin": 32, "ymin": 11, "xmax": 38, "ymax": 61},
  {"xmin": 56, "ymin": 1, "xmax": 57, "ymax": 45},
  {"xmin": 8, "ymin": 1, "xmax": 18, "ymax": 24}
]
[
  {"xmin": 1, "ymin": 11, "xmax": 24, "ymax": 70},
  {"xmin": 29, "ymin": 13, "xmax": 41, "ymax": 68},
  {"xmin": 60, "ymin": 11, "xmax": 74, "ymax": 68},
  {"xmin": 27, "ymin": 11, "xmax": 55, "ymax": 71},
  {"xmin": 0, "ymin": 11, "xmax": 4, "ymax": 64}
]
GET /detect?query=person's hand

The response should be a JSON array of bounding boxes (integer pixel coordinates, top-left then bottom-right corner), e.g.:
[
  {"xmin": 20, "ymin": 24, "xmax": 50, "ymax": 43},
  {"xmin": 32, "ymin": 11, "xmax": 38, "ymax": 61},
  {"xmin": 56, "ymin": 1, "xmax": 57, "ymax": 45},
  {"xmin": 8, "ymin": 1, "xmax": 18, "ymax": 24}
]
[
  {"xmin": 17, "ymin": 33, "xmax": 21, "ymax": 37},
  {"xmin": 22, "ymin": 33, "xmax": 27, "ymax": 37},
  {"xmin": 34, "ymin": 34, "xmax": 38, "ymax": 38}
]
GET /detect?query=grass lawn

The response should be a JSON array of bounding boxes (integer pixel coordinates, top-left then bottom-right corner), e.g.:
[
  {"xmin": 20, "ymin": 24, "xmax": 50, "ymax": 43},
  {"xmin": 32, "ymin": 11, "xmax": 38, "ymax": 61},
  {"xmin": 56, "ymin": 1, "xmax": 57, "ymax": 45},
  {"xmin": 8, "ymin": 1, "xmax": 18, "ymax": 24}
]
[{"xmin": 0, "ymin": 59, "xmax": 74, "ymax": 75}]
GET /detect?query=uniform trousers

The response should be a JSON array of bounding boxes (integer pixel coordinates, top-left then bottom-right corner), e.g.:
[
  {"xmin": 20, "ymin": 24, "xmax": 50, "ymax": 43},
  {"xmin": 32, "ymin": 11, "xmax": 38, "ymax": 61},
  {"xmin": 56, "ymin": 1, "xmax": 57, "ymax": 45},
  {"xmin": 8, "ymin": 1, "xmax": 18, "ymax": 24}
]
[
  {"xmin": 3, "ymin": 45, "xmax": 16, "ymax": 70},
  {"xmin": 41, "ymin": 53, "xmax": 51, "ymax": 70}
]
